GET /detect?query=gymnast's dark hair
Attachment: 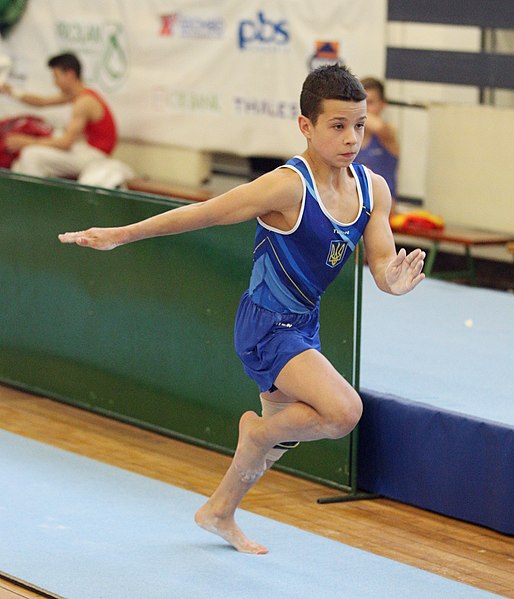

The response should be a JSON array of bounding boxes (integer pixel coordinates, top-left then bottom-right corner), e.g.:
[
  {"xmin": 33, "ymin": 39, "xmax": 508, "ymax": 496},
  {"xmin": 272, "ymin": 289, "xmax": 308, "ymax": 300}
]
[
  {"xmin": 300, "ymin": 64, "xmax": 366, "ymax": 124},
  {"xmin": 47, "ymin": 52, "xmax": 82, "ymax": 79}
]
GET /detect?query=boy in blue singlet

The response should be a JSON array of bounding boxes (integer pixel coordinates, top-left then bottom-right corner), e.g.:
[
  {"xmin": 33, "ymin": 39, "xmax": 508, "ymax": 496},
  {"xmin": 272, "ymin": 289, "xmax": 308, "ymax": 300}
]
[
  {"xmin": 59, "ymin": 65, "xmax": 425, "ymax": 555},
  {"xmin": 358, "ymin": 77, "xmax": 399, "ymax": 211}
]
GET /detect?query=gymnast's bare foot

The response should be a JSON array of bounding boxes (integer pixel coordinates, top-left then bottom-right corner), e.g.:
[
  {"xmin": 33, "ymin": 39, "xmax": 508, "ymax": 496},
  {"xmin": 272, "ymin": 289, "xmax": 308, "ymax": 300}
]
[
  {"xmin": 193, "ymin": 412, "xmax": 269, "ymax": 553},
  {"xmin": 195, "ymin": 504, "xmax": 268, "ymax": 554}
]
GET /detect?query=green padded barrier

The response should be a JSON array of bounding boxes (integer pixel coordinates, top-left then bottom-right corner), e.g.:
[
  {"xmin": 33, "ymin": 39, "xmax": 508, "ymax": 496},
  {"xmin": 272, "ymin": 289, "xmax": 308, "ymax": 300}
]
[{"xmin": 0, "ymin": 171, "xmax": 361, "ymax": 488}]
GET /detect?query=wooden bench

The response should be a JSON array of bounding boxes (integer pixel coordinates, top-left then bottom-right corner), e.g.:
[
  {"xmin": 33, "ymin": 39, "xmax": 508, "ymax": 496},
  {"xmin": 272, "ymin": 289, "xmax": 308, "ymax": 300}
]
[
  {"xmin": 126, "ymin": 177, "xmax": 212, "ymax": 202},
  {"xmin": 391, "ymin": 225, "xmax": 514, "ymax": 284},
  {"xmin": 56, "ymin": 174, "xmax": 213, "ymax": 203}
]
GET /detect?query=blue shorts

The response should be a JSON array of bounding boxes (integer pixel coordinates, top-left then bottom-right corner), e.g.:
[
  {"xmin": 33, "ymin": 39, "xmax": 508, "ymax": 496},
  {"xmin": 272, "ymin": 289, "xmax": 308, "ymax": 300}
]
[{"xmin": 234, "ymin": 290, "xmax": 321, "ymax": 393}]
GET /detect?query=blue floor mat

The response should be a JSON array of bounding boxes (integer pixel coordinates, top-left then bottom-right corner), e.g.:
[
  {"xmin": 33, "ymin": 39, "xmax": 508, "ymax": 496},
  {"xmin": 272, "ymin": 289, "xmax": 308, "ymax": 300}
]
[{"xmin": 0, "ymin": 429, "xmax": 503, "ymax": 599}]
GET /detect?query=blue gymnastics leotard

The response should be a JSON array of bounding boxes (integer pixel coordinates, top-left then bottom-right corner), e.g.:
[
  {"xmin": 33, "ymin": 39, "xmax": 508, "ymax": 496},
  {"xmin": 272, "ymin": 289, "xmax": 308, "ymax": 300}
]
[
  {"xmin": 357, "ymin": 134, "xmax": 397, "ymax": 198},
  {"xmin": 234, "ymin": 155, "xmax": 373, "ymax": 392}
]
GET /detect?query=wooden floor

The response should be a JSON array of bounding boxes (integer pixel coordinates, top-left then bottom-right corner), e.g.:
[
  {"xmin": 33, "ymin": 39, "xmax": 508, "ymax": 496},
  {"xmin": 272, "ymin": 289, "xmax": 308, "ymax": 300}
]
[{"xmin": 0, "ymin": 385, "xmax": 512, "ymax": 598}]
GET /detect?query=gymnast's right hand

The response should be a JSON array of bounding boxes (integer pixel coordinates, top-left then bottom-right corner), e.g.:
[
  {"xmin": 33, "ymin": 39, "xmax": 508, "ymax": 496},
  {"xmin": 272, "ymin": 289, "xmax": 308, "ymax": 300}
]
[{"xmin": 58, "ymin": 227, "xmax": 124, "ymax": 251}]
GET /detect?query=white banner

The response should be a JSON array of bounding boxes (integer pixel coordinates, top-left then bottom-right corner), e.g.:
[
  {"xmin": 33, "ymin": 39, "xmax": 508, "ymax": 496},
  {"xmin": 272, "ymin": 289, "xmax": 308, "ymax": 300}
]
[{"xmin": 0, "ymin": 0, "xmax": 386, "ymax": 157}]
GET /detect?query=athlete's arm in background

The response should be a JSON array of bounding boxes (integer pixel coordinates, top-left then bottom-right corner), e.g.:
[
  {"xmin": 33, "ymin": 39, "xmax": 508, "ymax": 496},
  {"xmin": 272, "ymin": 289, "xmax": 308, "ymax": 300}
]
[
  {"xmin": 58, "ymin": 168, "xmax": 303, "ymax": 250},
  {"xmin": 5, "ymin": 96, "xmax": 90, "ymax": 152},
  {"xmin": 364, "ymin": 113, "xmax": 399, "ymax": 156},
  {"xmin": 363, "ymin": 172, "xmax": 425, "ymax": 295},
  {"xmin": 0, "ymin": 83, "xmax": 71, "ymax": 106}
]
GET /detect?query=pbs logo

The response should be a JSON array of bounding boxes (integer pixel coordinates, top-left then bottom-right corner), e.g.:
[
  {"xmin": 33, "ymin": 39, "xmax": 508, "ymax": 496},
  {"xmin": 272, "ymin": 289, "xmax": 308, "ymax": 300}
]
[{"xmin": 238, "ymin": 12, "xmax": 289, "ymax": 50}]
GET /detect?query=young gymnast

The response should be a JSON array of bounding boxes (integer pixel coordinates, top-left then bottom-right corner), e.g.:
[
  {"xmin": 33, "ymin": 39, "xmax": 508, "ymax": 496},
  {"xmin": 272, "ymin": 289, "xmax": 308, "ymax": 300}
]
[
  {"xmin": 358, "ymin": 77, "xmax": 399, "ymax": 211},
  {"xmin": 59, "ymin": 64, "xmax": 425, "ymax": 555}
]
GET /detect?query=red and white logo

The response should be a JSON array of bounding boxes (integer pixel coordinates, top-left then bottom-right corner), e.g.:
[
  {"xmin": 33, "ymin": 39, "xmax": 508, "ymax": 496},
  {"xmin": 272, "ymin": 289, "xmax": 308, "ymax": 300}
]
[{"xmin": 160, "ymin": 14, "xmax": 178, "ymax": 37}]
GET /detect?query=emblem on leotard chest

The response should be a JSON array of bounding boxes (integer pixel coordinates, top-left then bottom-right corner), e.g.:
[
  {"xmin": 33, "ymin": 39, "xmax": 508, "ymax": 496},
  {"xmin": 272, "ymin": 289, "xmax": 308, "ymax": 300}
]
[{"xmin": 326, "ymin": 240, "xmax": 347, "ymax": 268}]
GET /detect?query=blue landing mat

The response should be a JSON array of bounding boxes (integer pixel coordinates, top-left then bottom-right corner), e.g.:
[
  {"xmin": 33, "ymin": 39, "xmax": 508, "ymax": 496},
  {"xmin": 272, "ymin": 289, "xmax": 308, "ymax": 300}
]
[
  {"xmin": 361, "ymin": 268, "xmax": 514, "ymax": 427},
  {"xmin": 0, "ymin": 430, "xmax": 502, "ymax": 599},
  {"xmin": 359, "ymin": 269, "xmax": 514, "ymax": 534}
]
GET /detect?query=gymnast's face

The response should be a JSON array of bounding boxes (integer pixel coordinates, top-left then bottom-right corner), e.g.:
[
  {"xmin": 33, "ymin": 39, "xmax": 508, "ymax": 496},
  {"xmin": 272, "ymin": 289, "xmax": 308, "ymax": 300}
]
[
  {"xmin": 52, "ymin": 67, "xmax": 75, "ymax": 94},
  {"xmin": 299, "ymin": 98, "xmax": 367, "ymax": 168},
  {"xmin": 364, "ymin": 88, "xmax": 386, "ymax": 116}
]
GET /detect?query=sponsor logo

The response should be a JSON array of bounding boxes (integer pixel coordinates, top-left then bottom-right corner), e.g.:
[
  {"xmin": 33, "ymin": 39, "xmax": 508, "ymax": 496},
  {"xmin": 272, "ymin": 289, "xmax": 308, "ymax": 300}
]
[
  {"xmin": 159, "ymin": 13, "xmax": 223, "ymax": 39},
  {"xmin": 326, "ymin": 240, "xmax": 347, "ymax": 268},
  {"xmin": 238, "ymin": 11, "xmax": 289, "ymax": 51},
  {"xmin": 152, "ymin": 87, "xmax": 221, "ymax": 114},
  {"xmin": 56, "ymin": 20, "xmax": 128, "ymax": 92},
  {"xmin": 159, "ymin": 14, "xmax": 178, "ymax": 37},
  {"xmin": 234, "ymin": 97, "xmax": 299, "ymax": 120},
  {"xmin": 56, "ymin": 21, "xmax": 103, "ymax": 45},
  {"xmin": 308, "ymin": 41, "xmax": 343, "ymax": 71}
]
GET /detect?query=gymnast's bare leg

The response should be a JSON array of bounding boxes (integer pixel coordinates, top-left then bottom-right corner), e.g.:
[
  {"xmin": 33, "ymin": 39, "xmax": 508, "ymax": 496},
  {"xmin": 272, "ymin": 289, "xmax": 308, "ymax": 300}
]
[{"xmin": 194, "ymin": 348, "xmax": 362, "ymax": 554}]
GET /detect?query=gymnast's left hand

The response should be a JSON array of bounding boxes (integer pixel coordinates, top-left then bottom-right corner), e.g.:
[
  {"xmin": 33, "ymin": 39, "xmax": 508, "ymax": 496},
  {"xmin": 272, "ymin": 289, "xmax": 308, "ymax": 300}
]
[
  {"xmin": 385, "ymin": 248, "xmax": 425, "ymax": 295},
  {"xmin": 58, "ymin": 227, "xmax": 124, "ymax": 251}
]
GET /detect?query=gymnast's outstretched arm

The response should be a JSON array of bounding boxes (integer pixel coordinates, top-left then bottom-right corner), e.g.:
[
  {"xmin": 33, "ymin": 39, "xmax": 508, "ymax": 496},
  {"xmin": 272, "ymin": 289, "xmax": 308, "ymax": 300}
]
[{"xmin": 58, "ymin": 168, "xmax": 303, "ymax": 250}]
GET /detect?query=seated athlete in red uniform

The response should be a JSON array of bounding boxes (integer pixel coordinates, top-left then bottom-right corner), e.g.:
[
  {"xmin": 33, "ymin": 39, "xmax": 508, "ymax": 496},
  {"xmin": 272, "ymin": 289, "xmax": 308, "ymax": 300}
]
[{"xmin": 0, "ymin": 52, "xmax": 117, "ymax": 182}]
